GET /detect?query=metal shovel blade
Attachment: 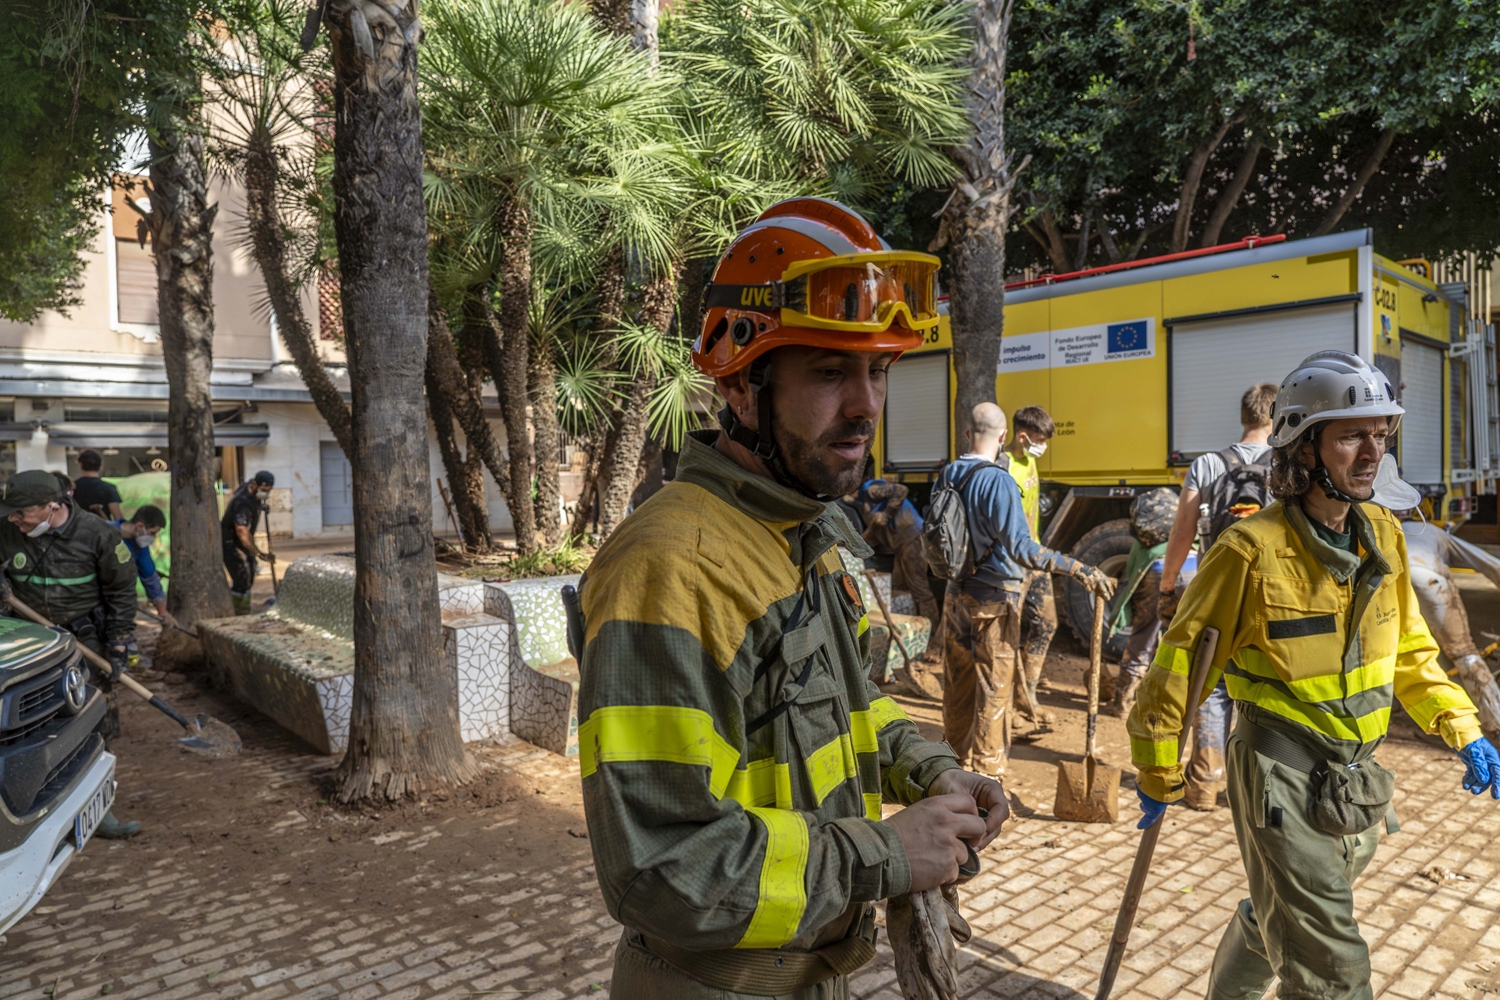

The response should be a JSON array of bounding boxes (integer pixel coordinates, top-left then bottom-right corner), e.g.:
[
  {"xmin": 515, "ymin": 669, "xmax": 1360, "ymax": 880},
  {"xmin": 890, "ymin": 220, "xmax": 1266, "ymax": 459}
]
[
  {"xmin": 178, "ymin": 713, "xmax": 243, "ymax": 758},
  {"xmin": 1054, "ymin": 755, "xmax": 1121, "ymax": 823}
]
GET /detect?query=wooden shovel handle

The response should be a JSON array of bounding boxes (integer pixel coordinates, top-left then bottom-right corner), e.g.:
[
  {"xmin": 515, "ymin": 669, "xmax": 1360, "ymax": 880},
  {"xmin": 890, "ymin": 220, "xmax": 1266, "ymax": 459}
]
[
  {"xmin": 1086, "ymin": 594, "xmax": 1105, "ymax": 759},
  {"xmin": 8, "ymin": 594, "xmax": 153, "ymax": 702},
  {"xmin": 1093, "ymin": 626, "xmax": 1219, "ymax": 1000}
]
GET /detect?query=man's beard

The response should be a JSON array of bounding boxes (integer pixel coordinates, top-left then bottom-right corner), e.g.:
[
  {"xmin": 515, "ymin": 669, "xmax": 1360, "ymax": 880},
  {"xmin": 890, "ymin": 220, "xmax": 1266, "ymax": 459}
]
[{"xmin": 772, "ymin": 412, "xmax": 875, "ymax": 497}]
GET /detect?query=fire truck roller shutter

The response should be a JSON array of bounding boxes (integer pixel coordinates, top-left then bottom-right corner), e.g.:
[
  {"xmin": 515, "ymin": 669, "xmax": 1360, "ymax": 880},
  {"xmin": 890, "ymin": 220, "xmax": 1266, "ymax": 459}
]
[
  {"xmin": 883, "ymin": 351, "xmax": 951, "ymax": 472},
  {"xmin": 1400, "ymin": 337, "xmax": 1445, "ymax": 485},
  {"xmin": 1170, "ymin": 302, "xmax": 1358, "ymax": 458}
]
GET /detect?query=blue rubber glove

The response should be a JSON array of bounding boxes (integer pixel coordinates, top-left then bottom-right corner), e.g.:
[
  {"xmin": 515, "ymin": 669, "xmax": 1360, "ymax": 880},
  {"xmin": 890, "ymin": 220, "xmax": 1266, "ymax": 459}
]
[
  {"xmin": 1136, "ymin": 786, "xmax": 1169, "ymax": 829},
  {"xmin": 1458, "ymin": 737, "xmax": 1500, "ymax": 799}
]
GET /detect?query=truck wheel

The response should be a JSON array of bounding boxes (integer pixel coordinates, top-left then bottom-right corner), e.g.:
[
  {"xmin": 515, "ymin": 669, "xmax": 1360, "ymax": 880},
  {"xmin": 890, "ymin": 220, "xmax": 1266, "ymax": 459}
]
[{"xmin": 1059, "ymin": 518, "xmax": 1135, "ymax": 660}]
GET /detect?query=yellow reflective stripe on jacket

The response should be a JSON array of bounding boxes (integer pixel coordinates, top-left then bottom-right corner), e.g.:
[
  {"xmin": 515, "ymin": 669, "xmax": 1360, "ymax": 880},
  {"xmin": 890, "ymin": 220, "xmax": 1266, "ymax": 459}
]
[
  {"xmin": 1222, "ymin": 671, "xmax": 1392, "ymax": 743},
  {"xmin": 737, "ymin": 807, "xmax": 809, "ymax": 949},
  {"xmin": 1152, "ymin": 643, "xmax": 1193, "ymax": 676},
  {"xmin": 863, "ymin": 793, "xmax": 882, "ymax": 821},
  {"xmin": 578, "ymin": 705, "xmax": 741, "ymax": 796},
  {"xmin": 851, "ymin": 696, "xmax": 909, "ymax": 753},
  {"xmin": 858, "ymin": 614, "xmax": 869, "ymax": 636},
  {"xmin": 723, "ymin": 758, "xmax": 777, "ymax": 807},
  {"xmin": 1130, "ymin": 736, "xmax": 1178, "ymax": 767},
  {"xmin": 805, "ymin": 733, "xmax": 858, "ymax": 806}
]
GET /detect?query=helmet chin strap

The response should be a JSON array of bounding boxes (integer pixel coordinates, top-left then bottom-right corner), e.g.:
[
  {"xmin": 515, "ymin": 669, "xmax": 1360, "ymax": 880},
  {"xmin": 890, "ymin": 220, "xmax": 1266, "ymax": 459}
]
[{"xmin": 717, "ymin": 359, "xmax": 831, "ymax": 501}]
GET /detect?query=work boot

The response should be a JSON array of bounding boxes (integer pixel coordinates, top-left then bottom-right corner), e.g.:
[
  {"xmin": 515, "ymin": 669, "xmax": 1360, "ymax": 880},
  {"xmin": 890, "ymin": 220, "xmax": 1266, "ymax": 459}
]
[
  {"xmin": 1104, "ymin": 674, "xmax": 1142, "ymax": 718},
  {"xmin": 895, "ymin": 662, "xmax": 944, "ymax": 701},
  {"xmin": 96, "ymin": 811, "xmax": 142, "ymax": 840},
  {"xmin": 232, "ymin": 593, "xmax": 253, "ymax": 616},
  {"xmin": 1184, "ymin": 785, "xmax": 1220, "ymax": 811},
  {"xmin": 1100, "ymin": 669, "xmax": 1118, "ymax": 704}
]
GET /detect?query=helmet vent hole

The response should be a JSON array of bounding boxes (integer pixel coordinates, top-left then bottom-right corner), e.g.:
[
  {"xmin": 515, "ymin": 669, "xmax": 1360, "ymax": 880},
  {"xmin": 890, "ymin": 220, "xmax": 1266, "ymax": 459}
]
[
  {"xmin": 730, "ymin": 317, "xmax": 756, "ymax": 346},
  {"xmin": 1348, "ymin": 386, "xmax": 1357, "ymax": 406},
  {"xmin": 749, "ymin": 255, "xmax": 756, "ymax": 263},
  {"xmin": 776, "ymin": 247, "xmax": 784, "ymax": 254},
  {"xmin": 1288, "ymin": 413, "xmax": 1302, "ymax": 428}
]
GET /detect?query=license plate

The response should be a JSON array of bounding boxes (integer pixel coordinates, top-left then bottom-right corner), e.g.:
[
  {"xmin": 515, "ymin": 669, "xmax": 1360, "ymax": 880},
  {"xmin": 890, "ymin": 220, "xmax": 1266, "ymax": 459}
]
[{"xmin": 71, "ymin": 779, "xmax": 115, "ymax": 853}]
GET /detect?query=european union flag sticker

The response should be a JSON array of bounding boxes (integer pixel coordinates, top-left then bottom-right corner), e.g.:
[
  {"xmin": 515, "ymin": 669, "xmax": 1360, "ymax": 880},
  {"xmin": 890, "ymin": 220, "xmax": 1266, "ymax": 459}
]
[{"xmin": 1107, "ymin": 321, "xmax": 1147, "ymax": 354}]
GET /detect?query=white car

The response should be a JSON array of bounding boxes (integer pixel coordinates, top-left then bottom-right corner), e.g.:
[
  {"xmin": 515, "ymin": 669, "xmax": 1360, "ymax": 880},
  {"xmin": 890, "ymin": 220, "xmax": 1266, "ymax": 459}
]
[{"xmin": 0, "ymin": 622, "xmax": 117, "ymax": 935}]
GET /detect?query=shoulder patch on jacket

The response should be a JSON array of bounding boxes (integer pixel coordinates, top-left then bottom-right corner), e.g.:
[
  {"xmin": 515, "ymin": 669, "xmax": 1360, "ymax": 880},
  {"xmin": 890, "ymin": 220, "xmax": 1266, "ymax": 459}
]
[{"xmin": 115, "ymin": 542, "xmax": 132, "ymax": 564}]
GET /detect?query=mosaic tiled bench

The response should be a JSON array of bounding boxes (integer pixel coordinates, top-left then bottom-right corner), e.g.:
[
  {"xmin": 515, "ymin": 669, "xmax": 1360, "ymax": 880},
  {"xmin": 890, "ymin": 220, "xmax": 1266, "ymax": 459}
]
[
  {"xmin": 483, "ymin": 576, "xmax": 581, "ymax": 756},
  {"xmin": 199, "ymin": 555, "xmax": 510, "ymax": 754},
  {"xmin": 837, "ymin": 548, "xmax": 930, "ymax": 681}
]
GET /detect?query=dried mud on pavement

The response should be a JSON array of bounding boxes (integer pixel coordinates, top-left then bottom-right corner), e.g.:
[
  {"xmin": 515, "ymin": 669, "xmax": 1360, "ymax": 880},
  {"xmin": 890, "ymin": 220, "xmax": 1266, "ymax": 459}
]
[{"xmin": 2, "ymin": 625, "xmax": 1499, "ymax": 1000}]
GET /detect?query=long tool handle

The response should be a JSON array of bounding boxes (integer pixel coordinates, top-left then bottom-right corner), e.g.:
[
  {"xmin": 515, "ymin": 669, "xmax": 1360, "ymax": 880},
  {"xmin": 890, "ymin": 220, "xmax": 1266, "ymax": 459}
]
[
  {"xmin": 263, "ymin": 517, "xmax": 280, "ymax": 597},
  {"xmin": 863, "ymin": 570, "xmax": 912, "ymax": 669},
  {"xmin": 1086, "ymin": 594, "xmax": 1105, "ymax": 759},
  {"xmin": 1094, "ymin": 625, "xmax": 1219, "ymax": 1000},
  {"xmin": 7, "ymin": 594, "xmax": 193, "ymax": 730}
]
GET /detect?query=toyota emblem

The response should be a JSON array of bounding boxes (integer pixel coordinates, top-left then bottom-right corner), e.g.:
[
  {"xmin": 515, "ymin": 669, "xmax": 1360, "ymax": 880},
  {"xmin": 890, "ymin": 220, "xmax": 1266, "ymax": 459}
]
[{"xmin": 63, "ymin": 664, "xmax": 87, "ymax": 712}]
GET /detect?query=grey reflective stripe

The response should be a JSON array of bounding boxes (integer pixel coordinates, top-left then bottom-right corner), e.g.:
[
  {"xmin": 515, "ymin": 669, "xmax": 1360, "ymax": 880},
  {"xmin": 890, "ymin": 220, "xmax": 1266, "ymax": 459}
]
[
  {"xmin": 13, "ymin": 572, "xmax": 97, "ymax": 586},
  {"xmin": 1222, "ymin": 659, "xmax": 1393, "ymax": 722},
  {"xmin": 738, "ymin": 217, "xmax": 860, "ymax": 256}
]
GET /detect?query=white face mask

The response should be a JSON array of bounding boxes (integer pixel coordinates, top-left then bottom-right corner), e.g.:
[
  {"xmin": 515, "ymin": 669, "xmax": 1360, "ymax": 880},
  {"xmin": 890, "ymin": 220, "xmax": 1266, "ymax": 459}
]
[
  {"xmin": 1026, "ymin": 441, "xmax": 1048, "ymax": 458},
  {"xmin": 136, "ymin": 533, "xmax": 155, "ymax": 549},
  {"xmin": 26, "ymin": 516, "xmax": 51, "ymax": 538},
  {"xmin": 1369, "ymin": 453, "xmax": 1422, "ymax": 511}
]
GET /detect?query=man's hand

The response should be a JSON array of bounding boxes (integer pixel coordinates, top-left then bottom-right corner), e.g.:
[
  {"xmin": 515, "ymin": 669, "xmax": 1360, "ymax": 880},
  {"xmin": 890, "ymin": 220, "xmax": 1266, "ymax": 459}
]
[
  {"xmin": 263, "ymin": 551, "xmax": 276, "ymax": 564},
  {"xmin": 1074, "ymin": 564, "xmax": 1116, "ymax": 601},
  {"xmin": 1458, "ymin": 737, "xmax": 1500, "ymax": 799},
  {"xmin": 1157, "ymin": 585, "xmax": 1181, "ymax": 626},
  {"xmin": 926, "ymin": 768, "xmax": 1009, "ymax": 849},
  {"xmin": 107, "ymin": 638, "xmax": 138, "ymax": 682},
  {"xmin": 885, "ymin": 793, "xmax": 988, "ymax": 893},
  {"xmin": 157, "ymin": 605, "xmax": 178, "ymax": 629}
]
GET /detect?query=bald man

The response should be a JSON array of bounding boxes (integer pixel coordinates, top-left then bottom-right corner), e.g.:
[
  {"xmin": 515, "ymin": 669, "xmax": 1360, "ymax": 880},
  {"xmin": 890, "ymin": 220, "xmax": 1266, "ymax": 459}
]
[{"xmin": 935, "ymin": 403, "xmax": 1115, "ymax": 775}]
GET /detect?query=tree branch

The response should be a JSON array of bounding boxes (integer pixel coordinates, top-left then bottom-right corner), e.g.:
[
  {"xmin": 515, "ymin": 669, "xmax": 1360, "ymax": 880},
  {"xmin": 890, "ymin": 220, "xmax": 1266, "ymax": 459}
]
[
  {"xmin": 1170, "ymin": 112, "xmax": 1245, "ymax": 252},
  {"xmin": 1311, "ymin": 126, "xmax": 1397, "ymax": 237},
  {"xmin": 1200, "ymin": 141, "xmax": 1262, "ymax": 247}
]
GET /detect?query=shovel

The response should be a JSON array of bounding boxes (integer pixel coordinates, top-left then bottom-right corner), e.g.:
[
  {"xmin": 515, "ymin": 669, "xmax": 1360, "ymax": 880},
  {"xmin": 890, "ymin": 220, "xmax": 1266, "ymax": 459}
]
[
  {"xmin": 1095, "ymin": 625, "xmax": 1219, "ymax": 1000},
  {"xmin": 263, "ymin": 520, "xmax": 280, "ymax": 602},
  {"xmin": 1054, "ymin": 594, "xmax": 1121, "ymax": 823},
  {"xmin": 8, "ymin": 594, "xmax": 241, "ymax": 757}
]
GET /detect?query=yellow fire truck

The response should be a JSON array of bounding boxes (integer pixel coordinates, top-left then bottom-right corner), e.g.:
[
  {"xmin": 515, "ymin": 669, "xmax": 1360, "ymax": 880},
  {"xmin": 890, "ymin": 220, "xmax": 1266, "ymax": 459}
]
[{"xmin": 875, "ymin": 229, "xmax": 1498, "ymax": 650}]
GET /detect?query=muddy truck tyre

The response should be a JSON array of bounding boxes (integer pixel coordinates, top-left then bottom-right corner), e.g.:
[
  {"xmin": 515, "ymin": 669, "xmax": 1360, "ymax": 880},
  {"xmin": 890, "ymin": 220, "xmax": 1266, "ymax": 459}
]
[{"xmin": 1059, "ymin": 518, "xmax": 1134, "ymax": 660}]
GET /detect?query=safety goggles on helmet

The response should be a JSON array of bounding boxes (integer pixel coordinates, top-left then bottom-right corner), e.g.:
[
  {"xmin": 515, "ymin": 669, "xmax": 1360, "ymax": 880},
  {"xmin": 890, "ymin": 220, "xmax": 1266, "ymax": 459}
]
[{"xmin": 702, "ymin": 251, "xmax": 941, "ymax": 335}]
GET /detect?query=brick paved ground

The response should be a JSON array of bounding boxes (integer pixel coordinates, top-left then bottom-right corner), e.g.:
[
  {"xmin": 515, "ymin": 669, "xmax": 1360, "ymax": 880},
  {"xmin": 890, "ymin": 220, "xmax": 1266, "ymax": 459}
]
[{"xmin": 3, "ymin": 675, "xmax": 1498, "ymax": 999}]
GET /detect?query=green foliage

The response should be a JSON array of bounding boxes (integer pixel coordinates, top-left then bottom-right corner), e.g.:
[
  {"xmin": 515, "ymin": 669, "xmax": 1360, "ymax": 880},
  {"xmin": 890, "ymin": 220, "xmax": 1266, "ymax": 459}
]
[
  {"xmin": 663, "ymin": 0, "xmax": 971, "ymax": 252},
  {"xmin": 1007, "ymin": 0, "xmax": 1500, "ymax": 267},
  {"xmin": 503, "ymin": 536, "xmax": 592, "ymax": 577},
  {"xmin": 613, "ymin": 319, "xmax": 713, "ymax": 449}
]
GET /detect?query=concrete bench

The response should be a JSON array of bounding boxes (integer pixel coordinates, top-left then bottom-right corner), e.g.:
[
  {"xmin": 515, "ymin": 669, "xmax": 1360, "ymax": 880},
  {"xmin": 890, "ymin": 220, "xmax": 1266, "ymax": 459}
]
[{"xmin": 200, "ymin": 555, "xmax": 510, "ymax": 754}]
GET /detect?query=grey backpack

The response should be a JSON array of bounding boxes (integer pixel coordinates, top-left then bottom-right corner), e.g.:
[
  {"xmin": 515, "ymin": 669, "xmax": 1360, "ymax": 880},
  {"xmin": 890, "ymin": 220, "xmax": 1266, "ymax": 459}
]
[{"xmin": 922, "ymin": 461, "xmax": 999, "ymax": 580}]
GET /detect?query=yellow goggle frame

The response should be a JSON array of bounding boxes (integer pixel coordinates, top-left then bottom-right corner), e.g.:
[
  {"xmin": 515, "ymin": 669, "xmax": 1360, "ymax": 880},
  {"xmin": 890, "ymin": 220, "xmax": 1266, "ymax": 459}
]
[{"xmin": 707, "ymin": 251, "xmax": 942, "ymax": 334}]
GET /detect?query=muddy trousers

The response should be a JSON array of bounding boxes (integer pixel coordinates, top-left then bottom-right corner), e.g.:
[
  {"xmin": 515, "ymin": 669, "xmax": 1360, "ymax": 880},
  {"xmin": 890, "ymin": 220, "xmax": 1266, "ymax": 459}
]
[
  {"xmin": 941, "ymin": 593, "xmax": 1022, "ymax": 775},
  {"xmin": 1019, "ymin": 572, "xmax": 1057, "ymax": 696},
  {"xmin": 1185, "ymin": 681, "xmax": 1233, "ymax": 808},
  {"xmin": 1208, "ymin": 733, "xmax": 1381, "ymax": 1000},
  {"xmin": 610, "ymin": 931, "xmax": 848, "ymax": 1000}
]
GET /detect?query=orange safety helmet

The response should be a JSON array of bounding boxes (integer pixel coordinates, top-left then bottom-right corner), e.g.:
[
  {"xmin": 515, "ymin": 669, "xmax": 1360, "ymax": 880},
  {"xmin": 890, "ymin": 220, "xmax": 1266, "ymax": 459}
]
[{"xmin": 692, "ymin": 198, "xmax": 935, "ymax": 378}]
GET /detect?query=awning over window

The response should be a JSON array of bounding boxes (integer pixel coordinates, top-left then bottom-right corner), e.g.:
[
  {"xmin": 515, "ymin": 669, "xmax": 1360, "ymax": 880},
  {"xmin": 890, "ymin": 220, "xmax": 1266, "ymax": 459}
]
[{"xmin": 44, "ymin": 422, "xmax": 271, "ymax": 448}]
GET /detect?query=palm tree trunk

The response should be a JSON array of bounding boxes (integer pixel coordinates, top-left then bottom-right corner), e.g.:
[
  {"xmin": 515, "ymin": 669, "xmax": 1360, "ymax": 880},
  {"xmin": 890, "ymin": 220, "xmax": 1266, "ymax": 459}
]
[
  {"xmin": 148, "ymin": 113, "xmax": 236, "ymax": 640},
  {"xmin": 945, "ymin": 0, "xmax": 1024, "ymax": 434},
  {"xmin": 477, "ymin": 216, "xmax": 538, "ymax": 553},
  {"xmin": 568, "ymin": 428, "xmax": 605, "ymax": 538},
  {"xmin": 596, "ymin": 268, "xmax": 674, "ymax": 537},
  {"xmin": 1312, "ymin": 126, "xmax": 1397, "ymax": 237},
  {"xmin": 429, "ymin": 294, "xmax": 510, "ymax": 497},
  {"xmin": 426, "ymin": 358, "xmax": 489, "ymax": 551},
  {"xmin": 324, "ymin": 0, "xmax": 472, "ymax": 802},
  {"xmin": 243, "ymin": 134, "xmax": 353, "ymax": 456},
  {"xmin": 459, "ymin": 448, "xmax": 490, "ymax": 549},
  {"xmin": 530, "ymin": 340, "xmax": 562, "ymax": 546}
]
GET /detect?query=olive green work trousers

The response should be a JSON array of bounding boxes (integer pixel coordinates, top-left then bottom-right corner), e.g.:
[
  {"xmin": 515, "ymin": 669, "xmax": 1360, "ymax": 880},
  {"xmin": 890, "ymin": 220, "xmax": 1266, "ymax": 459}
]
[
  {"xmin": 610, "ymin": 931, "xmax": 849, "ymax": 1000},
  {"xmin": 1208, "ymin": 732, "xmax": 1382, "ymax": 1000}
]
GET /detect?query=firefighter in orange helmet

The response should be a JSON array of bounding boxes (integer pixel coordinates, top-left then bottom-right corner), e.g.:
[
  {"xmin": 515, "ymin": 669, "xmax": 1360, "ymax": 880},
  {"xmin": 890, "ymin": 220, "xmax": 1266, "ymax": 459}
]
[{"xmin": 578, "ymin": 199, "xmax": 1007, "ymax": 997}]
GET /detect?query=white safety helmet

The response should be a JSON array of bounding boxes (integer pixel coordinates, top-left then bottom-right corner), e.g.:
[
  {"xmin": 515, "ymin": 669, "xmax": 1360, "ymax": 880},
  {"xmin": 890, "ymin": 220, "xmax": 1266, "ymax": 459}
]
[{"xmin": 1267, "ymin": 351, "xmax": 1403, "ymax": 448}]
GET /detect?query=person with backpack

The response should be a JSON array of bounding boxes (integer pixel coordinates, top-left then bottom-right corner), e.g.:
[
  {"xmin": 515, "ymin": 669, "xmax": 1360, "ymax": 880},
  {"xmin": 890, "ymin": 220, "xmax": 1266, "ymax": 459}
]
[
  {"xmin": 927, "ymin": 402, "xmax": 1115, "ymax": 777},
  {"xmin": 1151, "ymin": 382, "xmax": 1277, "ymax": 809}
]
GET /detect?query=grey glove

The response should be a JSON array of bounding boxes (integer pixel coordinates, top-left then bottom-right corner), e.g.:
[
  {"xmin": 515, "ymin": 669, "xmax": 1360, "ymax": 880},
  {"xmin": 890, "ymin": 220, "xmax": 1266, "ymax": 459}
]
[
  {"xmin": 888, "ymin": 885, "xmax": 972, "ymax": 1000},
  {"xmin": 1073, "ymin": 564, "xmax": 1117, "ymax": 601}
]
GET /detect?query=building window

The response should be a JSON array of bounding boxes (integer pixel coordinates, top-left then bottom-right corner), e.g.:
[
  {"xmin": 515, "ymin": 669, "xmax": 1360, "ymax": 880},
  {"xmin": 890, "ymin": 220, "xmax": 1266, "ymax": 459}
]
[{"xmin": 115, "ymin": 238, "xmax": 158, "ymax": 325}]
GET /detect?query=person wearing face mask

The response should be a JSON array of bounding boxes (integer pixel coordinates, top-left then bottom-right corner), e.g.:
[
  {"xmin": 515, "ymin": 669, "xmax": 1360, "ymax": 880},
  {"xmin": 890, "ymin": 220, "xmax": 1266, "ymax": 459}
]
[
  {"xmin": 1003, "ymin": 405, "xmax": 1058, "ymax": 719},
  {"xmin": 0, "ymin": 469, "xmax": 144, "ymax": 837},
  {"xmin": 221, "ymin": 471, "xmax": 275, "ymax": 616},
  {"xmin": 114, "ymin": 505, "xmax": 173, "ymax": 628},
  {"xmin": 1129, "ymin": 352, "xmax": 1499, "ymax": 1000}
]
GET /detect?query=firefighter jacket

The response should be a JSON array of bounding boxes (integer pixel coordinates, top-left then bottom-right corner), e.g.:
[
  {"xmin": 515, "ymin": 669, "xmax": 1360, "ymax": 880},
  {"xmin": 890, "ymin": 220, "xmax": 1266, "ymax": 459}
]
[
  {"xmin": 0, "ymin": 501, "xmax": 139, "ymax": 642},
  {"xmin": 1129, "ymin": 497, "xmax": 1480, "ymax": 802},
  {"xmin": 578, "ymin": 430, "xmax": 961, "ymax": 953}
]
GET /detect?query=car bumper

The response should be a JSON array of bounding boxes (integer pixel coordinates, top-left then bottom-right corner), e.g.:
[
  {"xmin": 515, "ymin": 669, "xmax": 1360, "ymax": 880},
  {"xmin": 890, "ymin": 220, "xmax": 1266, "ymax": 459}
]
[{"xmin": 0, "ymin": 749, "xmax": 115, "ymax": 935}]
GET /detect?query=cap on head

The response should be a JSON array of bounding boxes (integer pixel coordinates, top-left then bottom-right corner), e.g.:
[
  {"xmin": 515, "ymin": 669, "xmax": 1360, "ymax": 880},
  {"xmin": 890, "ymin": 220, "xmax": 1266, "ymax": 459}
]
[
  {"xmin": 0, "ymin": 470, "xmax": 63, "ymax": 517},
  {"xmin": 252, "ymin": 471, "xmax": 275, "ymax": 487},
  {"xmin": 692, "ymin": 198, "xmax": 926, "ymax": 378},
  {"xmin": 1268, "ymin": 351, "xmax": 1403, "ymax": 448}
]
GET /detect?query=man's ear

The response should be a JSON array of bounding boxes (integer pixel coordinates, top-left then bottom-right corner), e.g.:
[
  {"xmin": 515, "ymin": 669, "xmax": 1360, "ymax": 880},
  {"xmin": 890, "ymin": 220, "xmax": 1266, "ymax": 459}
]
[{"xmin": 715, "ymin": 370, "xmax": 756, "ymax": 431}]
